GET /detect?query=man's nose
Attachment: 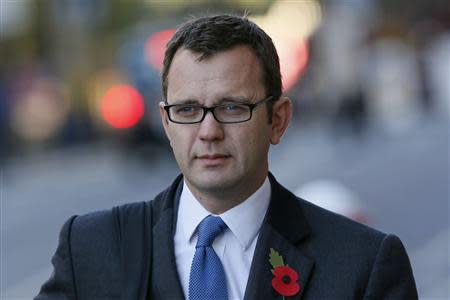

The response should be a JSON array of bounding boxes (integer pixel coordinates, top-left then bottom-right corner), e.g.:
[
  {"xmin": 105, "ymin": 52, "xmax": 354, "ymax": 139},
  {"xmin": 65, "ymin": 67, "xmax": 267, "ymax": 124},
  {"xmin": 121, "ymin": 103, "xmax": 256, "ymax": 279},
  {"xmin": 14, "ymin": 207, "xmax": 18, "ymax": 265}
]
[{"xmin": 198, "ymin": 110, "xmax": 225, "ymax": 141}]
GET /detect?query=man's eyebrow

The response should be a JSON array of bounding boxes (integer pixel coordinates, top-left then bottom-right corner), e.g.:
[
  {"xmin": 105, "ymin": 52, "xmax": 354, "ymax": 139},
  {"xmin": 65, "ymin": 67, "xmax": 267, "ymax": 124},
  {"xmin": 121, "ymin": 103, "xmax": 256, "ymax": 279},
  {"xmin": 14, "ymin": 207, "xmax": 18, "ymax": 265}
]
[
  {"xmin": 167, "ymin": 96, "xmax": 252, "ymax": 105},
  {"xmin": 167, "ymin": 99, "xmax": 200, "ymax": 105},
  {"xmin": 218, "ymin": 96, "xmax": 251, "ymax": 103}
]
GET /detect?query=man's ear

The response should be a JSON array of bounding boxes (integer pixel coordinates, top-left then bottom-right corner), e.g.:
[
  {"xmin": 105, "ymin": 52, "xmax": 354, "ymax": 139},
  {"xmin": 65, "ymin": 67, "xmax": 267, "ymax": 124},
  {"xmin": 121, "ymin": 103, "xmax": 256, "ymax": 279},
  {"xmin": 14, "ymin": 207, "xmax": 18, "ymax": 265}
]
[
  {"xmin": 159, "ymin": 101, "xmax": 172, "ymax": 144},
  {"xmin": 270, "ymin": 97, "xmax": 292, "ymax": 145}
]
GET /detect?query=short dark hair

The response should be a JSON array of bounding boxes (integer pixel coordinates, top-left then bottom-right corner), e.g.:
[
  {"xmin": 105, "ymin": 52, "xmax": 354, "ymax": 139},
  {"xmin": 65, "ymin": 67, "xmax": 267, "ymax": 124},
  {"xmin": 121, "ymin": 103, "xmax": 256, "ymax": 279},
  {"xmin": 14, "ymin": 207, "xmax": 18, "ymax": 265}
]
[{"xmin": 161, "ymin": 14, "xmax": 282, "ymax": 121}]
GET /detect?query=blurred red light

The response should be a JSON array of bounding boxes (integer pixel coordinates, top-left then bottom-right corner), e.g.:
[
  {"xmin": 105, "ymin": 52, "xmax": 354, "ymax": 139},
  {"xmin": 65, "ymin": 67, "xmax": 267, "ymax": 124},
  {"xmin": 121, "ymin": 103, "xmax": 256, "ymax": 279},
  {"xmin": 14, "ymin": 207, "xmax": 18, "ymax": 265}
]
[
  {"xmin": 276, "ymin": 39, "xmax": 309, "ymax": 91},
  {"xmin": 100, "ymin": 84, "xmax": 144, "ymax": 129},
  {"xmin": 145, "ymin": 29, "xmax": 176, "ymax": 70}
]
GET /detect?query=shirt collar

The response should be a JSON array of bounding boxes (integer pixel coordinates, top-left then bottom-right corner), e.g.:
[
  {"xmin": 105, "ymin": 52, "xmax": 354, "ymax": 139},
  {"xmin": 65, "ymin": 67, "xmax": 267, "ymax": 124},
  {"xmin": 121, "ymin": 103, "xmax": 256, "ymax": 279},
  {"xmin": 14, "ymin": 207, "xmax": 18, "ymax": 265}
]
[
  {"xmin": 178, "ymin": 181, "xmax": 211, "ymax": 245},
  {"xmin": 178, "ymin": 177, "xmax": 271, "ymax": 250}
]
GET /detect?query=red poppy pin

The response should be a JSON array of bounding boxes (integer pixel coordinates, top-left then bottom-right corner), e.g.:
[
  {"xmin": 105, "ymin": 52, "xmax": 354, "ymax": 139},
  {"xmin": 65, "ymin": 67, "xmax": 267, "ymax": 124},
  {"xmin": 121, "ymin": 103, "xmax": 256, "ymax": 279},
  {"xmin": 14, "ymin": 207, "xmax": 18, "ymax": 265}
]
[{"xmin": 269, "ymin": 248, "xmax": 300, "ymax": 298}]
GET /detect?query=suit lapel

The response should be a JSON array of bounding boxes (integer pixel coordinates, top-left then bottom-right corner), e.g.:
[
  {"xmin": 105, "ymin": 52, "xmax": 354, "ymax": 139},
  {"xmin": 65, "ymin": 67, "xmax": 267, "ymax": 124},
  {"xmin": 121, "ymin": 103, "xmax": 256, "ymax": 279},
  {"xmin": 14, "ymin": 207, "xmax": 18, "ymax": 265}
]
[
  {"xmin": 150, "ymin": 176, "xmax": 185, "ymax": 300},
  {"xmin": 117, "ymin": 201, "xmax": 153, "ymax": 300},
  {"xmin": 244, "ymin": 174, "xmax": 315, "ymax": 300},
  {"xmin": 151, "ymin": 209, "xmax": 185, "ymax": 299}
]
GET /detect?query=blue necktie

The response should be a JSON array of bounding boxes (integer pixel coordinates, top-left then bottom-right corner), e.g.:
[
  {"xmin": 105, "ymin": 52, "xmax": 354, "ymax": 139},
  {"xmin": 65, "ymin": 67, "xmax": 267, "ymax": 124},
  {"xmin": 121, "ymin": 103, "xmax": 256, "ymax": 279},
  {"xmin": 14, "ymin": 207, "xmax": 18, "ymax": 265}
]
[{"xmin": 188, "ymin": 215, "xmax": 228, "ymax": 300}]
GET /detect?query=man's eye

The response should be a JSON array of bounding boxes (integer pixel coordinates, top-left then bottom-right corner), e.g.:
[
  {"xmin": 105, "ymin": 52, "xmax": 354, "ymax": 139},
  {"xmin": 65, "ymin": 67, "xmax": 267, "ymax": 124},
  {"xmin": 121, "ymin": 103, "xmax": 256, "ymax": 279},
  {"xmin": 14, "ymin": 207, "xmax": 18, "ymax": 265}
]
[
  {"xmin": 224, "ymin": 104, "xmax": 246, "ymax": 110},
  {"xmin": 221, "ymin": 104, "xmax": 247, "ymax": 113},
  {"xmin": 176, "ymin": 106, "xmax": 199, "ymax": 114},
  {"xmin": 224, "ymin": 105, "xmax": 239, "ymax": 110}
]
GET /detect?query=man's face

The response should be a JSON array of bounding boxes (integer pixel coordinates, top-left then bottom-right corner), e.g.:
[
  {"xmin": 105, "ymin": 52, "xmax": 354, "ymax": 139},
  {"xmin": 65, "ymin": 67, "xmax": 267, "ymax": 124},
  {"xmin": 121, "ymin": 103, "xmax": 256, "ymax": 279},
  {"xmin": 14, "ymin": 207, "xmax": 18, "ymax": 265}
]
[{"xmin": 160, "ymin": 45, "xmax": 275, "ymax": 197}]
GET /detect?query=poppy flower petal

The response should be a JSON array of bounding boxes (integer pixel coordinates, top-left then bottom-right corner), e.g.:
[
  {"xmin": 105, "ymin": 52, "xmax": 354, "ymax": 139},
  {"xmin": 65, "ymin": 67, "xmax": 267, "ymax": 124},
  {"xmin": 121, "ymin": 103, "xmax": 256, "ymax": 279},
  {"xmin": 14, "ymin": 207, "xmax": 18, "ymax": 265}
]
[{"xmin": 272, "ymin": 266, "xmax": 301, "ymax": 296}]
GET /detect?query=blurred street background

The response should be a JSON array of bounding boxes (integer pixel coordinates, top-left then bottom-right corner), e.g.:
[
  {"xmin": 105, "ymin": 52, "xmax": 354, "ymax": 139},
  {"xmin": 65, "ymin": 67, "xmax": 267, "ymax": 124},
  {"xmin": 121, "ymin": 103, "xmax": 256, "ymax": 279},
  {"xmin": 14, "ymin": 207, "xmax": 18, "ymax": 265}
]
[{"xmin": 1, "ymin": 0, "xmax": 449, "ymax": 299}]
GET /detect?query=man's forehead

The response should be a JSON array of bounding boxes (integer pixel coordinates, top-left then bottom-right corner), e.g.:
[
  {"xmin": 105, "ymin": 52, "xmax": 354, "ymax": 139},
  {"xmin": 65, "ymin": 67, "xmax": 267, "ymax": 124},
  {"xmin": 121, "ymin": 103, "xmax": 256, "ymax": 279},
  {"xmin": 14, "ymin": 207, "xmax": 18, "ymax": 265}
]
[
  {"xmin": 165, "ymin": 45, "xmax": 265, "ymax": 104},
  {"xmin": 167, "ymin": 46, "xmax": 262, "ymax": 83}
]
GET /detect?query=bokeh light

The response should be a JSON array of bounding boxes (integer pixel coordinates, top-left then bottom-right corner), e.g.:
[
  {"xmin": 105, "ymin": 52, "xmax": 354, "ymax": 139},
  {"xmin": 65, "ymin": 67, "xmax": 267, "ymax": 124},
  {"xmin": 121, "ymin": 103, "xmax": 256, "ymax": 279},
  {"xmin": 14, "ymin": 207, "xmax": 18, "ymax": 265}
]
[
  {"xmin": 10, "ymin": 76, "xmax": 69, "ymax": 142},
  {"xmin": 100, "ymin": 84, "xmax": 144, "ymax": 129},
  {"xmin": 145, "ymin": 29, "xmax": 176, "ymax": 70},
  {"xmin": 251, "ymin": 0, "xmax": 321, "ymax": 91}
]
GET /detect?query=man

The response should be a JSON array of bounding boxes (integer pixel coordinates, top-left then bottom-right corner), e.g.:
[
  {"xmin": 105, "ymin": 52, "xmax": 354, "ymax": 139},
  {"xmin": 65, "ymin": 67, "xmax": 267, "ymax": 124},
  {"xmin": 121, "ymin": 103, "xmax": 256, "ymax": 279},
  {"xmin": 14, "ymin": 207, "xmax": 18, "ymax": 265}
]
[{"xmin": 36, "ymin": 14, "xmax": 418, "ymax": 299}]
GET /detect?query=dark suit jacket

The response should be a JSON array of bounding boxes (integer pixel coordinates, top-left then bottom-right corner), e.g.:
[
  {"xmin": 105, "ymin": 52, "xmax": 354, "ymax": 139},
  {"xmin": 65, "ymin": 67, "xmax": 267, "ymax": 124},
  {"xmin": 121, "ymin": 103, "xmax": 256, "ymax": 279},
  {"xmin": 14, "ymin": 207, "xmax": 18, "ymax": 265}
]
[{"xmin": 35, "ymin": 173, "xmax": 418, "ymax": 299}]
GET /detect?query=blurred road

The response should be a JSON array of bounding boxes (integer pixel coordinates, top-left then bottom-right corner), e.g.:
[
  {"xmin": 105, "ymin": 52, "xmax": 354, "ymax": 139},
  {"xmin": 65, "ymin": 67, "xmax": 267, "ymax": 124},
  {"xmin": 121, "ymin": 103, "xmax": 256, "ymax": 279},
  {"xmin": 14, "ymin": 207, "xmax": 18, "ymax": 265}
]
[{"xmin": 2, "ymin": 113, "xmax": 448, "ymax": 299}]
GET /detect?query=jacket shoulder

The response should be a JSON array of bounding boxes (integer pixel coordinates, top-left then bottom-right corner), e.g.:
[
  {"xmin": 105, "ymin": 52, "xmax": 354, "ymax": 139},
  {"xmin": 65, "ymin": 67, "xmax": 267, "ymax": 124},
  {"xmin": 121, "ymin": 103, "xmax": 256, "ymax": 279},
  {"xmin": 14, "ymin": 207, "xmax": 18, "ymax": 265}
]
[
  {"xmin": 66, "ymin": 200, "xmax": 151, "ymax": 298},
  {"xmin": 68, "ymin": 209, "xmax": 122, "ymax": 297},
  {"xmin": 71, "ymin": 200, "xmax": 152, "ymax": 250},
  {"xmin": 297, "ymin": 198, "xmax": 417, "ymax": 298},
  {"xmin": 298, "ymin": 197, "xmax": 388, "ymax": 255}
]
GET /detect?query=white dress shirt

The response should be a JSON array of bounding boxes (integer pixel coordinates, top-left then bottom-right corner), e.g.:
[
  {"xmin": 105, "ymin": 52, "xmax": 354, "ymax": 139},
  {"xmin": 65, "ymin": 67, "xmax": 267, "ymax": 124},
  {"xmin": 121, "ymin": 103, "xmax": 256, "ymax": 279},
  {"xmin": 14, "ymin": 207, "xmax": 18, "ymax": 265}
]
[{"xmin": 174, "ymin": 177, "xmax": 271, "ymax": 300}]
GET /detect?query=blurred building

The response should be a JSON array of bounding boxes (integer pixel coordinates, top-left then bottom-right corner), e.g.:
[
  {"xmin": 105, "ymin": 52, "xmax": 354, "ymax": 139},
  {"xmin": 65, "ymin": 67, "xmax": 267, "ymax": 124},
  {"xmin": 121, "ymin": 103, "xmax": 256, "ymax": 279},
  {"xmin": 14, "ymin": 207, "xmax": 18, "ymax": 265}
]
[{"xmin": 1, "ymin": 0, "xmax": 448, "ymax": 159}]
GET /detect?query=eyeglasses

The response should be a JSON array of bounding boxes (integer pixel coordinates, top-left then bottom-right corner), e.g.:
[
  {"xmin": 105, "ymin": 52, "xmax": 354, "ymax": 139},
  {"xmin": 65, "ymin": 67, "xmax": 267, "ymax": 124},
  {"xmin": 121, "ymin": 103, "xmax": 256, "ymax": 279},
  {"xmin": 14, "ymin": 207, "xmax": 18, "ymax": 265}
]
[{"xmin": 163, "ymin": 96, "xmax": 273, "ymax": 124}]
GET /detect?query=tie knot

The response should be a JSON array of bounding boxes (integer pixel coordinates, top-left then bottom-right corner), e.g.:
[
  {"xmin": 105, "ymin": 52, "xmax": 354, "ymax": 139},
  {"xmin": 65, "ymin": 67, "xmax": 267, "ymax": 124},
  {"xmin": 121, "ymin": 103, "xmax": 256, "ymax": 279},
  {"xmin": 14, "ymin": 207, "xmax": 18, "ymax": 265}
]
[{"xmin": 196, "ymin": 215, "xmax": 226, "ymax": 248}]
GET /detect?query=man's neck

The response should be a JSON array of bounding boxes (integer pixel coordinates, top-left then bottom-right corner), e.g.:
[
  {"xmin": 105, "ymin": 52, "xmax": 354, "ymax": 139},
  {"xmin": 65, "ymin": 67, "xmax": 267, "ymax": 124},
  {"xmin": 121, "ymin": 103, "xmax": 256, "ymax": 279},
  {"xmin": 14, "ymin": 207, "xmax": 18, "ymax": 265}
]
[{"xmin": 184, "ymin": 175, "xmax": 268, "ymax": 215}]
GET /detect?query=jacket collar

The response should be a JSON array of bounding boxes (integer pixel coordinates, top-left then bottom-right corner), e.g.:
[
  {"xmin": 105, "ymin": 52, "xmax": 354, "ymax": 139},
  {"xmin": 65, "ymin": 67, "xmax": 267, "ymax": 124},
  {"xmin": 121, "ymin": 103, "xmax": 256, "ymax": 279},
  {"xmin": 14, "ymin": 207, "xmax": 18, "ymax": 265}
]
[
  {"xmin": 243, "ymin": 173, "xmax": 314, "ymax": 300},
  {"xmin": 150, "ymin": 175, "xmax": 185, "ymax": 300}
]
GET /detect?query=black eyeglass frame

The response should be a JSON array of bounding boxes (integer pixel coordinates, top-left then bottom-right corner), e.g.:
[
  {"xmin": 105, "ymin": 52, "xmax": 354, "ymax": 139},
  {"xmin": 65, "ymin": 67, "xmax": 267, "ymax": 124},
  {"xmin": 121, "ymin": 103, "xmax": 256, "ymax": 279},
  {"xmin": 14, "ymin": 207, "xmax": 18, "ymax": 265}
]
[{"xmin": 163, "ymin": 96, "xmax": 274, "ymax": 124}]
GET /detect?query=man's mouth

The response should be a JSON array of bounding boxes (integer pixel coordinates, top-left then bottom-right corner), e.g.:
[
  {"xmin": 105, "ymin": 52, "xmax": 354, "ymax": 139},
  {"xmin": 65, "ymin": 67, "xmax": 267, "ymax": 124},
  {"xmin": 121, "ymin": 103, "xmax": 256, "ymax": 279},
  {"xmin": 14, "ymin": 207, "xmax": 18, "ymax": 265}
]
[
  {"xmin": 198, "ymin": 154, "xmax": 229, "ymax": 159},
  {"xmin": 196, "ymin": 154, "xmax": 231, "ymax": 166}
]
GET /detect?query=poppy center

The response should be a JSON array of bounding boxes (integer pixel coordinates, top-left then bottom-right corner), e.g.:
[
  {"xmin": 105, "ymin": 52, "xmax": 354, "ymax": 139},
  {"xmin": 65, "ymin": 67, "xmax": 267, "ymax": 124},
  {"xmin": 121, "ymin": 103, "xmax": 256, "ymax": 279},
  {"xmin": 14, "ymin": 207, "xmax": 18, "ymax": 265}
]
[{"xmin": 282, "ymin": 275, "xmax": 291, "ymax": 284}]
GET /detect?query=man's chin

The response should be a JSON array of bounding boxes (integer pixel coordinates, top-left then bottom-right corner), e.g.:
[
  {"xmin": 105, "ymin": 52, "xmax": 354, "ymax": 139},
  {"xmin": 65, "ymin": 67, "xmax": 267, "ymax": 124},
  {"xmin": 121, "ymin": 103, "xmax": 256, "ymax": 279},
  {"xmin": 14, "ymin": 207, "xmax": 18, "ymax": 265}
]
[{"xmin": 187, "ymin": 172, "xmax": 239, "ymax": 193}]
